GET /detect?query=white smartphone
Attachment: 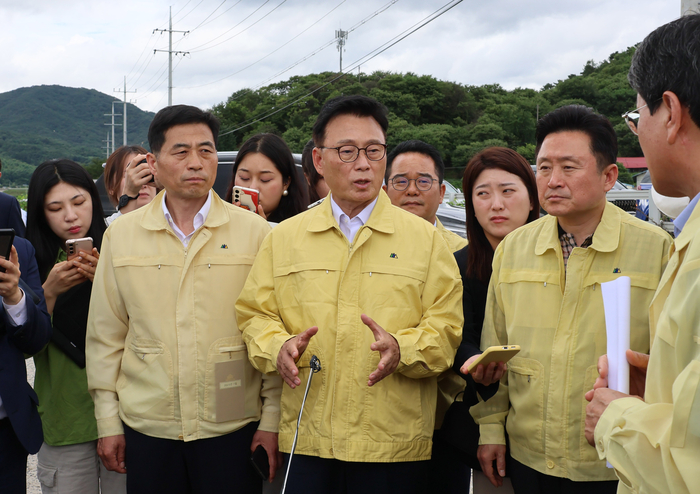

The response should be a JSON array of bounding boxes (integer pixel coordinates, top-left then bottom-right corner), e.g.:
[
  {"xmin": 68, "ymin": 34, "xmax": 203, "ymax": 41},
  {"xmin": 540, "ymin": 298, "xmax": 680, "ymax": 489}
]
[
  {"xmin": 232, "ymin": 186, "xmax": 260, "ymax": 214},
  {"xmin": 466, "ymin": 345, "xmax": 521, "ymax": 374}
]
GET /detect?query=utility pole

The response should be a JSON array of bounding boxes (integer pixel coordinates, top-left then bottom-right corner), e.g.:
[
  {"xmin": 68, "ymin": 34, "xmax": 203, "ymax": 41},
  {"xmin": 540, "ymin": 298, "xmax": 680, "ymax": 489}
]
[
  {"xmin": 104, "ymin": 101, "xmax": 122, "ymax": 155},
  {"xmin": 154, "ymin": 7, "xmax": 189, "ymax": 106},
  {"xmin": 103, "ymin": 132, "xmax": 111, "ymax": 158},
  {"xmin": 114, "ymin": 77, "xmax": 136, "ymax": 146},
  {"xmin": 335, "ymin": 29, "xmax": 348, "ymax": 72}
]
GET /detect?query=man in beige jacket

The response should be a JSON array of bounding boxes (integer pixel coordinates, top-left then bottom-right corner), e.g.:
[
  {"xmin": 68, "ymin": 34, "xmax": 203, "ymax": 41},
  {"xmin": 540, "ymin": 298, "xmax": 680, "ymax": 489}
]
[{"xmin": 86, "ymin": 105, "xmax": 281, "ymax": 494}]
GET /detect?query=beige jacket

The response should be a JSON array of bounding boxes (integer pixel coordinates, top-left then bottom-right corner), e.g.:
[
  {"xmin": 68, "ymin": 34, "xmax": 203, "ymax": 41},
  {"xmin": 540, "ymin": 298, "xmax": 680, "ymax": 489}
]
[{"xmin": 86, "ymin": 191, "xmax": 281, "ymax": 441}]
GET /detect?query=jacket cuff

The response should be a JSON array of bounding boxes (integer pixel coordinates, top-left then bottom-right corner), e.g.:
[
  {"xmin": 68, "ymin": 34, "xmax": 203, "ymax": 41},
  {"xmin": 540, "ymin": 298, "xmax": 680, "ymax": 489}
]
[
  {"xmin": 478, "ymin": 423, "xmax": 506, "ymax": 445},
  {"xmin": 96, "ymin": 416, "xmax": 125, "ymax": 438},
  {"xmin": 258, "ymin": 411, "xmax": 280, "ymax": 433},
  {"xmin": 594, "ymin": 396, "xmax": 641, "ymax": 459}
]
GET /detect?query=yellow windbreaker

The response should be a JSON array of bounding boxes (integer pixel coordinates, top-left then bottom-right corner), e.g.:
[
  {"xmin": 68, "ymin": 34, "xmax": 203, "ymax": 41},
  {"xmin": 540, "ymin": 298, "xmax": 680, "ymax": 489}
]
[
  {"xmin": 595, "ymin": 202, "xmax": 700, "ymax": 494},
  {"xmin": 236, "ymin": 191, "xmax": 463, "ymax": 462},
  {"xmin": 472, "ymin": 202, "xmax": 671, "ymax": 481},
  {"xmin": 435, "ymin": 218, "xmax": 468, "ymax": 429},
  {"xmin": 86, "ymin": 191, "xmax": 282, "ymax": 441}
]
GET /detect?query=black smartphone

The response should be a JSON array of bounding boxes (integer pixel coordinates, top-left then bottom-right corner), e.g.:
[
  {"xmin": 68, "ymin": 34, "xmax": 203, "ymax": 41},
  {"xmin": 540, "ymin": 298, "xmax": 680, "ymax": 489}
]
[
  {"xmin": 0, "ymin": 228, "xmax": 15, "ymax": 273},
  {"xmin": 138, "ymin": 158, "xmax": 155, "ymax": 185},
  {"xmin": 250, "ymin": 444, "xmax": 269, "ymax": 481}
]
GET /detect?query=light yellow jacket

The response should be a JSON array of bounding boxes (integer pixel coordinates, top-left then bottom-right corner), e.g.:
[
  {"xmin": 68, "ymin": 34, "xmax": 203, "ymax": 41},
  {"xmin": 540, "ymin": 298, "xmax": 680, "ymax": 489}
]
[
  {"xmin": 436, "ymin": 219, "xmax": 468, "ymax": 253},
  {"xmin": 472, "ymin": 202, "xmax": 671, "ymax": 481},
  {"xmin": 435, "ymin": 218, "xmax": 468, "ymax": 429},
  {"xmin": 86, "ymin": 191, "xmax": 282, "ymax": 441},
  {"xmin": 236, "ymin": 191, "xmax": 463, "ymax": 462},
  {"xmin": 596, "ymin": 202, "xmax": 700, "ymax": 494}
]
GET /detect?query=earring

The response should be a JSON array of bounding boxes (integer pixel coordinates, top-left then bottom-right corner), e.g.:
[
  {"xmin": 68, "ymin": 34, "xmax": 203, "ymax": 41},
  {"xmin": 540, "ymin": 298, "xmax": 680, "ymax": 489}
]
[{"xmin": 282, "ymin": 189, "xmax": 288, "ymax": 196}]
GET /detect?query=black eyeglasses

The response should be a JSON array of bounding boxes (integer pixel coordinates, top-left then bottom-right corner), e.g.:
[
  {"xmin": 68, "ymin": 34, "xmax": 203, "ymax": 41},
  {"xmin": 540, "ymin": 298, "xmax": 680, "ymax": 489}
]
[
  {"xmin": 390, "ymin": 177, "xmax": 438, "ymax": 191},
  {"xmin": 318, "ymin": 144, "xmax": 387, "ymax": 163}
]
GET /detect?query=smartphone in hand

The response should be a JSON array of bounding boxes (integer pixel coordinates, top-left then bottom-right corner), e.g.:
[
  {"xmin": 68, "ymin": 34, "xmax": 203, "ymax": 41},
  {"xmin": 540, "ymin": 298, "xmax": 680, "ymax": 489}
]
[
  {"xmin": 250, "ymin": 444, "xmax": 269, "ymax": 481},
  {"xmin": 466, "ymin": 345, "xmax": 521, "ymax": 374},
  {"xmin": 233, "ymin": 186, "xmax": 260, "ymax": 214},
  {"xmin": 0, "ymin": 228, "xmax": 15, "ymax": 273},
  {"xmin": 66, "ymin": 237, "xmax": 93, "ymax": 263}
]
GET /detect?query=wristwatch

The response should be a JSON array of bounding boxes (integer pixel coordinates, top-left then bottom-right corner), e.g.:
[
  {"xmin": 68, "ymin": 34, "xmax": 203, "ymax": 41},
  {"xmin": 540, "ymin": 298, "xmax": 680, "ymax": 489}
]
[{"xmin": 118, "ymin": 194, "xmax": 138, "ymax": 210}]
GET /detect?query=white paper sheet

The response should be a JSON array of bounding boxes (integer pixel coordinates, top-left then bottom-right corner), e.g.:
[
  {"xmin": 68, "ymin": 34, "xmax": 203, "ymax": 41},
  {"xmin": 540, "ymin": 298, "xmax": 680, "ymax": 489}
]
[{"xmin": 600, "ymin": 276, "xmax": 631, "ymax": 469}]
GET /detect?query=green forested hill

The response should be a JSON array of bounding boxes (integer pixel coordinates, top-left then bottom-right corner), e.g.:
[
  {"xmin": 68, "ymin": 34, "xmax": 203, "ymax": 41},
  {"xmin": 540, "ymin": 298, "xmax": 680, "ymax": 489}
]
[
  {"xmin": 0, "ymin": 85, "xmax": 153, "ymax": 185},
  {"xmin": 0, "ymin": 46, "xmax": 641, "ymax": 187},
  {"xmin": 212, "ymin": 46, "xmax": 642, "ymax": 182}
]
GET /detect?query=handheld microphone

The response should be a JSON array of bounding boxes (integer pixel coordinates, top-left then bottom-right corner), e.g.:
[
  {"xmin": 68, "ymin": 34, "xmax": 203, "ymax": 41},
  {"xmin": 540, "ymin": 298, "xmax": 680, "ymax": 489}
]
[{"xmin": 281, "ymin": 355, "xmax": 322, "ymax": 494}]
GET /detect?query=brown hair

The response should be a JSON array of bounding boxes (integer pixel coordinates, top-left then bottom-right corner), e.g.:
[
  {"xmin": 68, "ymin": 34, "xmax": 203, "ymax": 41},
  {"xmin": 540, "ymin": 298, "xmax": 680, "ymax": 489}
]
[
  {"xmin": 463, "ymin": 147, "xmax": 539, "ymax": 283},
  {"xmin": 104, "ymin": 145, "xmax": 148, "ymax": 206}
]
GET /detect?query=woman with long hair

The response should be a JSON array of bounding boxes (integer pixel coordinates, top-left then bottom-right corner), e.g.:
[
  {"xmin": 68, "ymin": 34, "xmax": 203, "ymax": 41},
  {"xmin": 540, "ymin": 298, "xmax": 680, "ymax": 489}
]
[
  {"xmin": 26, "ymin": 159, "xmax": 125, "ymax": 494},
  {"xmin": 225, "ymin": 133, "xmax": 308, "ymax": 222},
  {"xmin": 446, "ymin": 147, "xmax": 538, "ymax": 493},
  {"xmin": 103, "ymin": 145, "xmax": 157, "ymax": 224},
  {"xmin": 301, "ymin": 138, "xmax": 330, "ymax": 204}
]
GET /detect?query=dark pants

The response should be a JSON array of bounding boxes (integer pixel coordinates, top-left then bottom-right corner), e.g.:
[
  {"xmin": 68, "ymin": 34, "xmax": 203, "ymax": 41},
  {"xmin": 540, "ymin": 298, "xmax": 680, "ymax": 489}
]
[
  {"xmin": 123, "ymin": 421, "xmax": 261, "ymax": 494},
  {"xmin": 0, "ymin": 418, "xmax": 27, "ymax": 494},
  {"xmin": 509, "ymin": 457, "xmax": 618, "ymax": 494},
  {"xmin": 282, "ymin": 453, "xmax": 429, "ymax": 494},
  {"xmin": 428, "ymin": 433, "xmax": 472, "ymax": 494}
]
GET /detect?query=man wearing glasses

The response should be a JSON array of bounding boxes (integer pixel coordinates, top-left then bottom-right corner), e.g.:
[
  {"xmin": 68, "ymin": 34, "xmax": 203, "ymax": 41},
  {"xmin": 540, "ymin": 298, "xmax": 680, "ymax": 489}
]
[
  {"xmin": 586, "ymin": 14, "xmax": 700, "ymax": 494},
  {"xmin": 384, "ymin": 140, "xmax": 468, "ymax": 253},
  {"xmin": 236, "ymin": 95, "xmax": 463, "ymax": 494}
]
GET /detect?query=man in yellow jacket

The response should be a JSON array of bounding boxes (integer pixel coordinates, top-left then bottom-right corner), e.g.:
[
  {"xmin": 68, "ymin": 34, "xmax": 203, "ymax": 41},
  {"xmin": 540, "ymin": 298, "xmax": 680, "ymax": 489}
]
[
  {"xmin": 86, "ymin": 105, "xmax": 282, "ymax": 494},
  {"xmin": 383, "ymin": 138, "xmax": 469, "ymax": 491},
  {"xmin": 472, "ymin": 105, "xmax": 671, "ymax": 494},
  {"xmin": 236, "ymin": 95, "xmax": 463, "ymax": 494},
  {"xmin": 585, "ymin": 14, "xmax": 700, "ymax": 494}
]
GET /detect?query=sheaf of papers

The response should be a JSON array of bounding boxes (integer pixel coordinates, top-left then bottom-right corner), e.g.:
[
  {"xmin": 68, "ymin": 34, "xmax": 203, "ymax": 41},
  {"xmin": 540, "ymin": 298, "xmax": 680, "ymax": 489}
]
[{"xmin": 600, "ymin": 276, "xmax": 631, "ymax": 469}]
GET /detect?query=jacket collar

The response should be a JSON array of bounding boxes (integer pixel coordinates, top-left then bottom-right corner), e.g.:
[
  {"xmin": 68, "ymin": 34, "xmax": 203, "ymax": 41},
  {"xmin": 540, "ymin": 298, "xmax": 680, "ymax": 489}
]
[
  {"xmin": 307, "ymin": 190, "xmax": 395, "ymax": 235},
  {"xmin": 535, "ymin": 201, "xmax": 620, "ymax": 255},
  {"xmin": 674, "ymin": 197, "xmax": 700, "ymax": 251},
  {"xmin": 140, "ymin": 190, "xmax": 230, "ymax": 232}
]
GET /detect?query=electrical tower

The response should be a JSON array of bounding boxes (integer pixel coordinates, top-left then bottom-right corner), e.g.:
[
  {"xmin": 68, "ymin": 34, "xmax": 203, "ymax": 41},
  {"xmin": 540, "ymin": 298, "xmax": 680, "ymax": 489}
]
[
  {"xmin": 154, "ymin": 7, "xmax": 190, "ymax": 106},
  {"xmin": 336, "ymin": 29, "xmax": 348, "ymax": 72},
  {"xmin": 104, "ymin": 101, "xmax": 122, "ymax": 155},
  {"xmin": 115, "ymin": 77, "xmax": 136, "ymax": 147}
]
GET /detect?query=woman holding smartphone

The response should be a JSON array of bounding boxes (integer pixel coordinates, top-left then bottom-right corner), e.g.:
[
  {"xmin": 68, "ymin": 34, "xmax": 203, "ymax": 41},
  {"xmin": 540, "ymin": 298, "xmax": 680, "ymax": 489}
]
[
  {"xmin": 225, "ymin": 133, "xmax": 308, "ymax": 222},
  {"xmin": 103, "ymin": 145, "xmax": 157, "ymax": 224},
  {"xmin": 26, "ymin": 160, "xmax": 125, "ymax": 494},
  {"xmin": 435, "ymin": 148, "xmax": 538, "ymax": 493}
]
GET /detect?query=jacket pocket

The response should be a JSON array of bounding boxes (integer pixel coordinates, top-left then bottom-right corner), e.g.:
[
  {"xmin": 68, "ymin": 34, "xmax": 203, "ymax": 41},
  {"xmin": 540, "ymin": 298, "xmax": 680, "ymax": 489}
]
[
  {"xmin": 506, "ymin": 357, "xmax": 544, "ymax": 453},
  {"xmin": 116, "ymin": 339, "xmax": 174, "ymax": 421},
  {"xmin": 36, "ymin": 462, "xmax": 57, "ymax": 488},
  {"xmin": 359, "ymin": 264, "xmax": 425, "ymax": 329},
  {"xmin": 202, "ymin": 337, "xmax": 259, "ymax": 423}
]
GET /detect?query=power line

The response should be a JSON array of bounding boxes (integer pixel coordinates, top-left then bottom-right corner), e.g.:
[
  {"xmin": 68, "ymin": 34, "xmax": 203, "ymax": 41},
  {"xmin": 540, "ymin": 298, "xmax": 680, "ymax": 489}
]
[
  {"xmin": 184, "ymin": 0, "xmax": 272, "ymax": 52},
  {"xmin": 174, "ymin": 0, "xmax": 204, "ymax": 23},
  {"xmin": 181, "ymin": 0, "xmax": 347, "ymax": 89},
  {"xmin": 224, "ymin": 0, "xmax": 399, "ymax": 101},
  {"xmin": 218, "ymin": 0, "xmax": 463, "ymax": 137},
  {"xmin": 188, "ymin": 0, "xmax": 230, "ymax": 33}
]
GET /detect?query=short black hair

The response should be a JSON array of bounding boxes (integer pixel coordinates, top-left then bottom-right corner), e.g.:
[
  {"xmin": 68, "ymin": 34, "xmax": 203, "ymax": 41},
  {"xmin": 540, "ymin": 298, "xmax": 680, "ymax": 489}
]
[
  {"xmin": 535, "ymin": 105, "xmax": 617, "ymax": 172},
  {"xmin": 629, "ymin": 14, "xmax": 700, "ymax": 128},
  {"xmin": 386, "ymin": 140, "xmax": 445, "ymax": 184},
  {"xmin": 312, "ymin": 95, "xmax": 388, "ymax": 146},
  {"xmin": 148, "ymin": 104, "xmax": 220, "ymax": 154}
]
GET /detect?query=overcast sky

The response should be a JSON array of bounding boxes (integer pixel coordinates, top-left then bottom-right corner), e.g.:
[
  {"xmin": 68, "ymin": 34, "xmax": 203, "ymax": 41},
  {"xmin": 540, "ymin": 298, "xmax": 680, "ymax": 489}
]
[{"xmin": 0, "ymin": 0, "xmax": 681, "ymax": 117}]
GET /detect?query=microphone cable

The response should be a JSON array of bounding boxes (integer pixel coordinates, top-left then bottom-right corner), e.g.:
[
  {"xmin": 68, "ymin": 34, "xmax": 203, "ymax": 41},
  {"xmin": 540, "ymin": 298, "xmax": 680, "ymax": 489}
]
[{"xmin": 281, "ymin": 355, "xmax": 322, "ymax": 494}]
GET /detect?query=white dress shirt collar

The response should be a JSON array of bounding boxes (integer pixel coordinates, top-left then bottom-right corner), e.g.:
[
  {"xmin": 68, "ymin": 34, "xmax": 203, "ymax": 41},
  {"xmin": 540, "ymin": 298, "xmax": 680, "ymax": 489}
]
[
  {"xmin": 330, "ymin": 194, "xmax": 378, "ymax": 243},
  {"xmin": 162, "ymin": 190, "xmax": 212, "ymax": 246}
]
